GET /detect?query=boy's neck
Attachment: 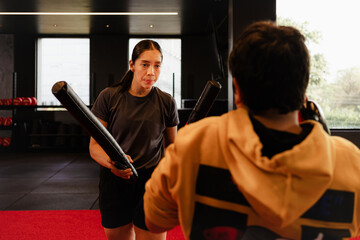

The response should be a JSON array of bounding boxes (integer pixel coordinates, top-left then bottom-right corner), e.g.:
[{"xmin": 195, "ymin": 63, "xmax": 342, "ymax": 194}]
[{"xmin": 252, "ymin": 109, "xmax": 302, "ymax": 134}]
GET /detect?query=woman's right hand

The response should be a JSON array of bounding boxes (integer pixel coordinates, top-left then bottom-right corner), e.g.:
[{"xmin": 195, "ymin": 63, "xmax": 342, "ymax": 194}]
[{"xmin": 107, "ymin": 155, "xmax": 134, "ymax": 179}]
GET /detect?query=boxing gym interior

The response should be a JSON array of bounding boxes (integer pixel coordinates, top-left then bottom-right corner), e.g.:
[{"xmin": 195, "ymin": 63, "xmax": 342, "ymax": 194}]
[{"xmin": 0, "ymin": 0, "xmax": 359, "ymax": 230}]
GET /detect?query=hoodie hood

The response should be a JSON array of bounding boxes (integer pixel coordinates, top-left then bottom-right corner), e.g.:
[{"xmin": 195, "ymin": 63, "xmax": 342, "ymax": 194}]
[{"xmin": 219, "ymin": 108, "xmax": 335, "ymax": 228}]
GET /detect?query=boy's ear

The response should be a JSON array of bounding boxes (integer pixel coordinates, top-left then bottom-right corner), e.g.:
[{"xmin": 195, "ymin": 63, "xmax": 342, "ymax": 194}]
[{"xmin": 233, "ymin": 78, "xmax": 243, "ymax": 108}]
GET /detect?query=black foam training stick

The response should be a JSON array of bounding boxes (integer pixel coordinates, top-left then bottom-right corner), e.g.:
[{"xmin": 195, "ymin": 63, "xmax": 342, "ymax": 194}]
[
  {"xmin": 187, "ymin": 80, "xmax": 222, "ymax": 124},
  {"xmin": 299, "ymin": 99, "xmax": 331, "ymax": 135},
  {"xmin": 52, "ymin": 81, "xmax": 138, "ymax": 181}
]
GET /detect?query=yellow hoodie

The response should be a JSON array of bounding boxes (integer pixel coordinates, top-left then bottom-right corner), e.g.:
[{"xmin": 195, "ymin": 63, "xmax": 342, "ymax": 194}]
[{"xmin": 144, "ymin": 107, "xmax": 360, "ymax": 240}]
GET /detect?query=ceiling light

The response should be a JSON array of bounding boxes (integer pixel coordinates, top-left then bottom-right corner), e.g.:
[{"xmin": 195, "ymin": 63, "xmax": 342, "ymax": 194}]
[
  {"xmin": 0, "ymin": 12, "xmax": 178, "ymax": 16},
  {"xmin": 149, "ymin": 24, "xmax": 154, "ymax": 28}
]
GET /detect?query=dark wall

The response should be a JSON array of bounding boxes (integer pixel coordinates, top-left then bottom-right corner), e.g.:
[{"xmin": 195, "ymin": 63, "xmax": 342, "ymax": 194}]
[
  {"xmin": 90, "ymin": 35, "xmax": 129, "ymax": 103},
  {"xmin": 230, "ymin": 0, "xmax": 276, "ymax": 44},
  {"xmin": 182, "ymin": 34, "xmax": 228, "ymax": 100},
  {"xmin": 14, "ymin": 34, "xmax": 36, "ymax": 98},
  {"xmin": 0, "ymin": 35, "xmax": 14, "ymax": 100}
]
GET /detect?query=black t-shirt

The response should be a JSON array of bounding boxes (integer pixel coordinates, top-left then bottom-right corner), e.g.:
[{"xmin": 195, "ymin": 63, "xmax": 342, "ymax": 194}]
[{"xmin": 92, "ymin": 86, "xmax": 179, "ymax": 169}]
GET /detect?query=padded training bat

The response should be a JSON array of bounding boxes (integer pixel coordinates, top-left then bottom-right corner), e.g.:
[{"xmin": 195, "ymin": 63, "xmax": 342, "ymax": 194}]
[
  {"xmin": 52, "ymin": 81, "xmax": 138, "ymax": 181},
  {"xmin": 187, "ymin": 80, "xmax": 222, "ymax": 124}
]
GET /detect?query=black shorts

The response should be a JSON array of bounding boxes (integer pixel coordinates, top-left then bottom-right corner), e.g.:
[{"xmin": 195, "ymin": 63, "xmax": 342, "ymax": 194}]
[{"xmin": 98, "ymin": 166, "xmax": 155, "ymax": 229}]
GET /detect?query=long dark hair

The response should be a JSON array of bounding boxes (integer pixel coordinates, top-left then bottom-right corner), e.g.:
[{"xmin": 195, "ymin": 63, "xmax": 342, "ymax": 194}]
[{"xmin": 113, "ymin": 39, "xmax": 163, "ymax": 92}]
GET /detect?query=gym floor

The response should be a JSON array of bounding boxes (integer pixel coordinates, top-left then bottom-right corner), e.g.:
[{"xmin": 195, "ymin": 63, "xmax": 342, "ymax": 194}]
[{"xmin": 0, "ymin": 150, "xmax": 100, "ymax": 210}]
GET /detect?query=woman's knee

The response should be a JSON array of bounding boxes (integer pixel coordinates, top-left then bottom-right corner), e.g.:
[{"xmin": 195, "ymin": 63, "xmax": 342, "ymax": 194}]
[{"xmin": 104, "ymin": 223, "xmax": 135, "ymax": 240}]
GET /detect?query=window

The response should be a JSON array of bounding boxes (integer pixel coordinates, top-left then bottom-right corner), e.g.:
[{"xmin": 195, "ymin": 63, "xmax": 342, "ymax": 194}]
[
  {"xmin": 129, "ymin": 38, "xmax": 182, "ymax": 108},
  {"xmin": 37, "ymin": 38, "xmax": 90, "ymax": 108},
  {"xmin": 277, "ymin": 0, "xmax": 360, "ymax": 128}
]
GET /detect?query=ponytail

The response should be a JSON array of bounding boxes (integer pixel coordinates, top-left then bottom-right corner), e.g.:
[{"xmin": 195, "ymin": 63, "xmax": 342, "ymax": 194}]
[{"xmin": 112, "ymin": 70, "xmax": 133, "ymax": 93}]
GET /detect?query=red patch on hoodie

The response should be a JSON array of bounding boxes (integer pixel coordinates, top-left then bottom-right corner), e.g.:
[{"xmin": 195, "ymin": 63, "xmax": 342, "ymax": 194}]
[{"xmin": 203, "ymin": 226, "xmax": 243, "ymax": 240}]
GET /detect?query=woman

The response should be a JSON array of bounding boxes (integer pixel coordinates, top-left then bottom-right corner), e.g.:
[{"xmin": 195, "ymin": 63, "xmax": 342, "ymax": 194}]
[{"xmin": 89, "ymin": 40, "xmax": 179, "ymax": 240}]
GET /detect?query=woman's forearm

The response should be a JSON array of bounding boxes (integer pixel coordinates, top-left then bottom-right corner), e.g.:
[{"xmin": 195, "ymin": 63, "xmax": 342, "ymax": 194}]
[{"xmin": 89, "ymin": 137, "xmax": 112, "ymax": 169}]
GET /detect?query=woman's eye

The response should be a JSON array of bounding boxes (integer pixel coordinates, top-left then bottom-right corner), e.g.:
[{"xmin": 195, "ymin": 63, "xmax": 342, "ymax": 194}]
[{"xmin": 155, "ymin": 65, "xmax": 161, "ymax": 68}]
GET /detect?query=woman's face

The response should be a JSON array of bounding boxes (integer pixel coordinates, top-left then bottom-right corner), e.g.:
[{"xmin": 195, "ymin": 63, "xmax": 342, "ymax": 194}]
[{"xmin": 129, "ymin": 49, "xmax": 162, "ymax": 91}]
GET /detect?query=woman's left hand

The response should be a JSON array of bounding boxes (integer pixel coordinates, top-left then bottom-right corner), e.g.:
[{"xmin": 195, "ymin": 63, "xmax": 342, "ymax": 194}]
[{"xmin": 108, "ymin": 155, "xmax": 134, "ymax": 179}]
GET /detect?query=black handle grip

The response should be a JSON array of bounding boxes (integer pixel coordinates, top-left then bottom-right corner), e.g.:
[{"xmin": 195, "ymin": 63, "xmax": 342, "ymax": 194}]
[
  {"xmin": 187, "ymin": 80, "xmax": 222, "ymax": 124},
  {"xmin": 52, "ymin": 81, "xmax": 138, "ymax": 182},
  {"xmin": 299, "ymin": 100, "xmax": 330, "ymax": 135}
]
